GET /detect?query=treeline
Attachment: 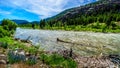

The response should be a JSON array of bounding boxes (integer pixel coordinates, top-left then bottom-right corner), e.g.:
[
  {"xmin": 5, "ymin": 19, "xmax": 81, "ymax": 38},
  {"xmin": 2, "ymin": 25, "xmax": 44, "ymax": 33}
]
[
  {"xmin": 40, "ymin": 12, "xmax": 120, "ymax": 28},
  {"xmin": 39, "ymin": 0, "xmax": 120, "ymax": 32}
]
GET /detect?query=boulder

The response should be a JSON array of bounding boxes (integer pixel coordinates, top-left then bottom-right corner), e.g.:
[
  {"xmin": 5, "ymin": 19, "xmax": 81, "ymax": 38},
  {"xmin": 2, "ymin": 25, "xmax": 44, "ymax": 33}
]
[{"xmin": 0, "ymin": 60, "xmax": 6, "ymax": 64}]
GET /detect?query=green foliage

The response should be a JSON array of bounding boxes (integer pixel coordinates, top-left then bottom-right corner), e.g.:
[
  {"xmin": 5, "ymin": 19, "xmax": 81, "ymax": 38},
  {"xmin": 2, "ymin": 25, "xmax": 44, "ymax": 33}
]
[
  {"xmin": 0, "ymin": 42, "xmax": 8, "ymax": 49},
  {"xmin": 0, "ymin": 19, "xmax": 17, "ymax": 37},
  {"xmin": 8, "ymin": 51, "xmax": 26, "ymax": 64},
  {"xmin": 39, "ymin": 53, "xmax": 77, "ymax": 68},
  {"xmin": 38, "ymin": 12, "xmax": 120, "ymax": 33},
  {"xmin": 0, "ymin": 27, "xmax": 10, "ymax": 37},
  {"xmin": 9, "ymin": 43, "xmax": 38, "ymax": 55},
  {"xmin": 39, "ymin": 0, "xmax": 120, "ymax": 33},
  {"xmin": 32, "ymin": 24, "xmax": 35, "ymax": 29},
  {"xmin": 27, "ymin": 46, "xmax": 38, "ymax": 54},
  {"xmin": 40, "ymin": 19, "xmax": 46, "ymax": 29},
  {"xmin": 0, "ymin": 37, "xmax": 14, "ymax": 45},
  {"xmin": 26, "ymin": 56, "xmax": 37, "ymax": 65},
  {"xmin": 19, "ymin": 24, "xmax": 32, "ymax": 28},
  {"xmin": 111, "ymin": 21, "xmax": 117, "ymax": 29},
  {"xmin": 2, "ymin": 25, "xmax": 9, "ymax": 30},
  {"xmin": 1, "ymin": 19, "xmax": 17, "ymax": 31},
  {"xmin": 102, "ymin": 25, "xmax": 107, "ymax": 33}
]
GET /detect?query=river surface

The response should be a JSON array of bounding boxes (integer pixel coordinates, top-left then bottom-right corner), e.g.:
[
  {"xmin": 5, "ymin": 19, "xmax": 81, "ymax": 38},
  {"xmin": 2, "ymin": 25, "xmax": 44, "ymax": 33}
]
[{"xmin": 14, "ymin": 28, "xmax": 120, "ymax": 56}]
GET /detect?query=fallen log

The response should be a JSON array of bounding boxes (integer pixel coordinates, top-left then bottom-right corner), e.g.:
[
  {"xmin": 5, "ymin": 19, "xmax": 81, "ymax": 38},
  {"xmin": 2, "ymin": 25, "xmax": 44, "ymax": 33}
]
[{"xmin": 56, "ymin": 38, "xmax": 83, "ymax": 45}]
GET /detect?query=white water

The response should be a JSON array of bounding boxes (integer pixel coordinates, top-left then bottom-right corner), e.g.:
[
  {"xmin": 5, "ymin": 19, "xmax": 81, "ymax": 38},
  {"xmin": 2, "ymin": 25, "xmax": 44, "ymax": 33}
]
[{"xmin": 14, "ymin": 28, "xmax": 120, "ymax": 56}]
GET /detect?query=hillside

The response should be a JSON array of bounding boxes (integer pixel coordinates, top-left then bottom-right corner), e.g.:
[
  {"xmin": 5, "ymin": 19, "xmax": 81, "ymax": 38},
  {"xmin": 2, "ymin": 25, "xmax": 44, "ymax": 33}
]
[
  {"xmin": 0, "ymin": 19, "xmax": 29, "ymax": 25},
  {"xmin": 12, "ymin": 20, "xmax": 29, "ymax": 24},
  {"xmin": 47, "ymin": 0, "xmax": 120, "ymax": 25}
]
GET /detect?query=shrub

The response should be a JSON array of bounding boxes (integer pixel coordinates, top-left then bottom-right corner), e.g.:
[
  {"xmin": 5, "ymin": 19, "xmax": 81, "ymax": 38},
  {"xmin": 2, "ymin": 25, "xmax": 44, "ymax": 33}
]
[
  {"xmin": 111, "ymin": 21, "xmax": 117, "ymax": 29},
  {"xmin": 27, "ymin": 46, "xmax": 38, "ymax": 54},
  {"xmin": 26, "ymin": 56, "xmax": 37, "ymax": 65},
  {"xmin": 102, "ymin": 25, "xmax": 107, "ymax": 33},
  {"xmin": 2, "ymin": 25, "xmax": 9, "ymax": 30},
  {"xmin": 1, "ymin": 19, "xmax": 17, "ymax": 31},
  {"xmin": 8, "ymin": 51, "xmax": 26, "ymax": 64},
  {"xmin": 0, "ymin": 27, "xmax": 10, "ymax": 37},
  {"xmin": 39, "ymin": 53, "xmax": 77, "ymax": 68},
  {"xmin": 0, "ymin": 42, "xmax": 8, "ymax": 49}
]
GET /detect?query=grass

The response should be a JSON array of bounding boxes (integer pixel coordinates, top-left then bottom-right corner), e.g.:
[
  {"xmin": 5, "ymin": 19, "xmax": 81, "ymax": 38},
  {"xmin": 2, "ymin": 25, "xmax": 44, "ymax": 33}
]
[
  {"xmin": 40, "ymin": 25, "xmax": 120, "ymax": 33},
  {"xmin": 0, "ymin": 37, "xmax": 77, "ymax": 68},
  {"xmin": 0, "ymin": 36, "xmax": 14, "ymax": 44},
  {"xmin": 39, "ymin": 53, "xmax": 77, "ymax": 68},
  {"xmin": 0, "ymin": 37, "xmax": 39, "ymax": 54},
  {"xmin": 19, "ymin": 22, "xmax": 120, "ymax": 33}
]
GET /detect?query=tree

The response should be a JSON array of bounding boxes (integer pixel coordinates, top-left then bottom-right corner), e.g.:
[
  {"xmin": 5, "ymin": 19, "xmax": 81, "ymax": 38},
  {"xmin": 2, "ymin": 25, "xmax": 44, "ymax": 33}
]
[
  {"xmin": 32, "ymin": 24, "xmax": 35, "ymax": 29},
  {"xmin": 40, "ymin": 19, "xmax": 46, "ymax": 29},
  {"xmin": 1, "ymin": 19, "xmax": 17, "ymax": 30},
  {"xmin": 111, "ymin": 21, "xmax": 117, "ymax": 29},
  {"xmin": 105, "ymin": 15, "xmax": 112, "ymax": 28}
]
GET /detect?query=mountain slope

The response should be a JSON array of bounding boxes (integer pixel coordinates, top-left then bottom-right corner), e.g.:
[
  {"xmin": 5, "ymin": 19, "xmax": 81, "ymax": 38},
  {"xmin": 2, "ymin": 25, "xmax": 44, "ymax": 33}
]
[
  {"xmin": 47, "ymin": 0, "xmax": 120, "ymax": 24},
  {"xmin": 12, "ymin": 20, "xmax": 29, "ymax": 24}
]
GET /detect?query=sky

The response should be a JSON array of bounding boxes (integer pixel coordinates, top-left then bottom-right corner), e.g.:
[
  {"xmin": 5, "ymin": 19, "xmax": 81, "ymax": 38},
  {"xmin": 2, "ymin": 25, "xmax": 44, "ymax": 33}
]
[{"xmin": 0, "ymin": 0, "xmax": 98, "ymax": 22}]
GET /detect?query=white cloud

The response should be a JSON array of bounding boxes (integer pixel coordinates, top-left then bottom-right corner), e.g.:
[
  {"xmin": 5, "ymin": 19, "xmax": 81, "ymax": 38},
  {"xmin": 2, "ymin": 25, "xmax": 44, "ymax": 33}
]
[
  {"xmin": 2, "ymin": 0, "xmax": 97, "ymax": 19},
  {"xmin": 6, "ymin": 0, "xmax": 69, "ymax": 19},
  {"xmin": 79, "ymin": 0, "xmax": 85, "ymax": 3},
  {"xmin": 0, "ymin": 10, "xmax": 11, "ymax": 15}
]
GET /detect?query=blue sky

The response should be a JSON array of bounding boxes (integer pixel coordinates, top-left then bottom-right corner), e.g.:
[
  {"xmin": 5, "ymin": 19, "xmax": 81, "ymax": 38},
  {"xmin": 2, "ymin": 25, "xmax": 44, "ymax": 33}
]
[{"xmin": 0, "ymin": 0, "xmax": 98, "ymax": 22}]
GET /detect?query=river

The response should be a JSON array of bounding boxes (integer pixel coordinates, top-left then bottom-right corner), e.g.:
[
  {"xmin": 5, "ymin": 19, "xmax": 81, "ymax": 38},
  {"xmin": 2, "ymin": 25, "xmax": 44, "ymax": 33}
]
[{"xmin": 14, "ymin": 28, "xmax": 120, "ymax": 56}]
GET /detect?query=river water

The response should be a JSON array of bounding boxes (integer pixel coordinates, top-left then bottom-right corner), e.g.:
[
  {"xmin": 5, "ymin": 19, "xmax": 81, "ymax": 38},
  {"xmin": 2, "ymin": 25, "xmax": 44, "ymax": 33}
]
[{"xmin": 14, "ymin": 28, "xmax": 120, "ymax": 56}]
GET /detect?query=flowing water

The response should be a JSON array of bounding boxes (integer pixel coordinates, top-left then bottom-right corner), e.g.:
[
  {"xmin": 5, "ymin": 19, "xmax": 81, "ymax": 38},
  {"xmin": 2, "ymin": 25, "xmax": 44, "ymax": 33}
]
[{"xmin": 14, "ymin": 28, "xmax": 120, "ymax": 56}]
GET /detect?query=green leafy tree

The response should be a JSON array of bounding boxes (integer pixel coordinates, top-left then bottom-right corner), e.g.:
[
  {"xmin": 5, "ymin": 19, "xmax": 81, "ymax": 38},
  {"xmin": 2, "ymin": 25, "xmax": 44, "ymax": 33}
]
[
  {"xmin": 32, "ymin": 24, "xmax": 35, "ymax": 29},
  {"xmin": 0, "ymin": 27, "xmax": 10, "ymax": 37},
  {"xmin": 1, "ymin": 19, "xmax": 17, "ymax": 30},
  {"xmin": 111, "ymin": 21, "xmax": 117, "ymax": 29},
  {"xmin": 40, "ymin": 19, "xmax": 46, "ymax": 29}
]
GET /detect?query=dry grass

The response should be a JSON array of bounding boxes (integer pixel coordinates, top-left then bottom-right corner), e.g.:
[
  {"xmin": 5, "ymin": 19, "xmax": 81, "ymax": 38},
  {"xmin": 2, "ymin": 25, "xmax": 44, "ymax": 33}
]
[{"xmin": 10, "ymin": 62, "xmax": 48, "ymax": 68}]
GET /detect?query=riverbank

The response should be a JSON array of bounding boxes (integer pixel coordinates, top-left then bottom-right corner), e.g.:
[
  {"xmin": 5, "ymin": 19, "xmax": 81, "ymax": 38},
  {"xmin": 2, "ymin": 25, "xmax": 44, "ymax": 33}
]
[{"xmin": 0, "ymin": 28, "xmax": 120, "ymax": 68}]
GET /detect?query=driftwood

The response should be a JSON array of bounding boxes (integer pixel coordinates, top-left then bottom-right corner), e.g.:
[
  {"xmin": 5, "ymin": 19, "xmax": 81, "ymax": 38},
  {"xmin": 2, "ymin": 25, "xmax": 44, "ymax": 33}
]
[
  {"xmin": 57, "ymin": 38, "xmax": 70, "ymax": 43},
  {"xmin": 14, "ymin": 36, "xmax": 31, "ymax": 43},
  {"xmin": 56, "ymin": 38, "xmax": 83, "ymax": 45}
]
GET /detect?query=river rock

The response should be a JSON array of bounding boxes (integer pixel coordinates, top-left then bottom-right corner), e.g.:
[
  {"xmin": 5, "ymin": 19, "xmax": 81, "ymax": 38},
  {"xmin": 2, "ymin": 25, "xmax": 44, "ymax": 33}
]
[{"xmin": 0, "ymin": 60, "xmax": 6, "ymax": 64}]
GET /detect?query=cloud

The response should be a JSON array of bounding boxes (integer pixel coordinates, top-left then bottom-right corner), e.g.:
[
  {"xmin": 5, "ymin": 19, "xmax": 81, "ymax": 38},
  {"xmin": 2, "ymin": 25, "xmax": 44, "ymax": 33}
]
[
  {"xmin": 0, "ymin": 10, "xmax": 11, "ymax": 15},
  {"xmin": 5, "ymin": 0, "xmax": 69, "ymax": 19},
  {"xmin": 1, "ymin": 0, "xmax": 97, "ymax": 19}
]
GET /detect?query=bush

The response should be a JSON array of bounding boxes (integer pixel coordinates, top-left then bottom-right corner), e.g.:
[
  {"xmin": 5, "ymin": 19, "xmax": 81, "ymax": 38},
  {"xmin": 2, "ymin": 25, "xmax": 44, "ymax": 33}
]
[
  {"xmin": 26, "ymin": 56, "xmax": 37, "ymax": 65},
  {"xmin": 2, "ymin": 25, "xmax": 9, "ymax": 30},
  {"xmin": 27, "ymin": 46, "xmax": 38, "ymax": 55},
  {"xmin": 102, "ymin": 25, "xmax": 107, "ymax": 33},
  {"xmin": 0, "ymin": 27, "xmax": 10, "ymax": 37},
  {"xmin": 39, "ymin": 53, "xmax": 77, "ymax": 68},
  {"xmin": 1, "ymin": 19, "xmax": 17, "ymax": 31},
  {"xmin": 0, "ymin": 42, "xmax": 8, "ymax": 49},
  {"xmin": 8, "ymin": 51, "xmax": 26, "ymax": 64},
  {"xmin": 0, "ymin": 19, "xmax": 17, "ymax": 38}
]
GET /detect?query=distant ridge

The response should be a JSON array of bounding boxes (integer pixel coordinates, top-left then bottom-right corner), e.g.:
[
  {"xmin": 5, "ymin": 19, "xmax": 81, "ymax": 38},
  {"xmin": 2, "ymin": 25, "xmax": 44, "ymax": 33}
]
[
  {"xmin": 0, "ymin": 19, "xmax": 40, "ymax": 25},
  {"xmin": 12, "ymin": 19, "xmax": 29, "ymax": 24}
]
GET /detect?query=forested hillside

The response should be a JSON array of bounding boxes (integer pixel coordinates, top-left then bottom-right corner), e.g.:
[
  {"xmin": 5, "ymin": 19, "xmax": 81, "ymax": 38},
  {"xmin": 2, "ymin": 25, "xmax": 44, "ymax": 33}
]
[{"xmin": 40, "ymin": 0, "xmax": 120, "ymax": 32}]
